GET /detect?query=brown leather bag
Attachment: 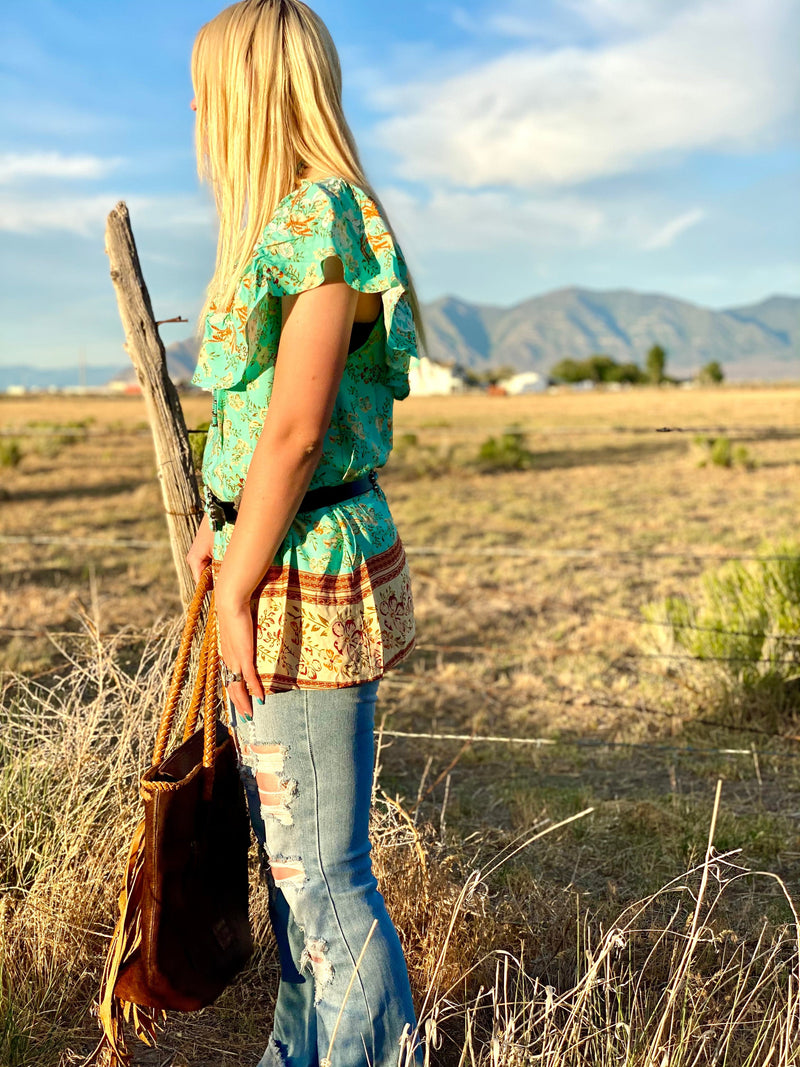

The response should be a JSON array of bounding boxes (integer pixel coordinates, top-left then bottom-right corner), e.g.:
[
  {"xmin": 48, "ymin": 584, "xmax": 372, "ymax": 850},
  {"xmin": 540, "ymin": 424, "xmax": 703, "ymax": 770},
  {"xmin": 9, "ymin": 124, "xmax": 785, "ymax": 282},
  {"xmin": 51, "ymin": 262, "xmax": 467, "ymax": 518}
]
[{"xmin": 87, "ymin": 564, "xmax": 253, "ymax": 1066}]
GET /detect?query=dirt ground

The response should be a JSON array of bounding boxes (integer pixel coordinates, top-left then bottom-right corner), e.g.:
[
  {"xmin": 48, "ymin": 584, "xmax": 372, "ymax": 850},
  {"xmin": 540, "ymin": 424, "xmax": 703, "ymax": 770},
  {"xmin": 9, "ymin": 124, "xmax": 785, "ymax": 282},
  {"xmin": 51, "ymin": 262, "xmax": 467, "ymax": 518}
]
[
  {"xmin": 2, "ymin": 386, "xmax": 799, "ymax": 736},
  {"xmin": 3, "ymin": 385, "xmax": 799, "ymax": 768},
  {"xmin": 3, "ymin": 385, "xmax": 800, "ymax": 1066}
]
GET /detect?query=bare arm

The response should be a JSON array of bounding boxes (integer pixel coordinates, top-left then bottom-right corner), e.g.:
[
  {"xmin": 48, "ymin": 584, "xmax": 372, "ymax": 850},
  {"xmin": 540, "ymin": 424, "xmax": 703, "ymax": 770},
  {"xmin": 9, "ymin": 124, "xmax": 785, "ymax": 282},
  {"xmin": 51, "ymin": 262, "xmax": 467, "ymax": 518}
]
[{"xmin": 214, "ymin": 255, "xmax": 359, "ymax": 715}]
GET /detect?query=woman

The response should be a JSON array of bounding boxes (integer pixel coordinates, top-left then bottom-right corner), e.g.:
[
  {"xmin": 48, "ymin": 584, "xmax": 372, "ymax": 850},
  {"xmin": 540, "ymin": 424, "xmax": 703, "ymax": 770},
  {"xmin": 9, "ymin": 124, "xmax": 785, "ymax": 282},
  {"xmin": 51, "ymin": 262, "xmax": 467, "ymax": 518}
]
[{"xmin": 185, "ymin": 2, "xmax": 426, "ymax": 1065}]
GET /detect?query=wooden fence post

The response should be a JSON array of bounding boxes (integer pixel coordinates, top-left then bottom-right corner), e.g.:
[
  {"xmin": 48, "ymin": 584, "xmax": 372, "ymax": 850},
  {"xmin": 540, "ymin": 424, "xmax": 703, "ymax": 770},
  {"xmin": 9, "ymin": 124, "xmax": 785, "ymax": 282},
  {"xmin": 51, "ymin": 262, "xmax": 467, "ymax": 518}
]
[{"xmin": 105, "ymin": 200, "xmax": 203, "ymax": 608}]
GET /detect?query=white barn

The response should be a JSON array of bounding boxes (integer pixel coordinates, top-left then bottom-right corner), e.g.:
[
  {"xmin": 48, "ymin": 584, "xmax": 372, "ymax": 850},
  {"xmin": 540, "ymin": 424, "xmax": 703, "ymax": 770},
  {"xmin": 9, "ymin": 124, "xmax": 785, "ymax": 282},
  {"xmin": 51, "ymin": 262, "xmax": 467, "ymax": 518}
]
[
  {"xmin": 504, "ymin": 371, "xmax": 546, "ymax": 395},
  {"xmin": 408, "ymin": 356, "xmax": 466, "ymax": 396}
]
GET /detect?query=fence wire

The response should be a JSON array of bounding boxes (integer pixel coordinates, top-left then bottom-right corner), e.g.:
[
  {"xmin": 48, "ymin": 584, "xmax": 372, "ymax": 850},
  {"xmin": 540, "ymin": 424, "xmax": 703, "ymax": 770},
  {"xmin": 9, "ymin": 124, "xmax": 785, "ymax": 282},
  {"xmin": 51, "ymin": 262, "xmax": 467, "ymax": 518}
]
[
  {"xmin": 377, "ymin": 727, "xmax": 800, "ymax": 761},
  {"xmin": 2, "ymin": 422, "xmax": 799, "ymax": 439},
  {"xmin": 1, "ymin": 531, "xmax": 798, "ymax": 564},
  {"xmin": 3, "ymin": 422, "xmax": 799, "ymax": 770}
]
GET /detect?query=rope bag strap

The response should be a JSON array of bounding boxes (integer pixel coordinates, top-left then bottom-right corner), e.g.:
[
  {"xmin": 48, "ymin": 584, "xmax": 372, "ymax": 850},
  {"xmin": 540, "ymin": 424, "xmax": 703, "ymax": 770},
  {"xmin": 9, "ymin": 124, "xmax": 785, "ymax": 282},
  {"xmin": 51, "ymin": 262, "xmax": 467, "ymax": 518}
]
[{"xmin": 146, "ymin": 565, "xmax": 222, "ymax": 800}]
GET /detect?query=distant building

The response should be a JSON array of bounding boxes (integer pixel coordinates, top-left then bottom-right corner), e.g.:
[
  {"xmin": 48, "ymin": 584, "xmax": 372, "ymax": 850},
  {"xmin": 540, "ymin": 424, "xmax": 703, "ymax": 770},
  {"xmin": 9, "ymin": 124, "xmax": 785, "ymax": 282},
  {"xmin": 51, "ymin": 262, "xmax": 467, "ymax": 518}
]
[
  {"xmin": 504, "ymin": 371, "xmax": 546, "ymax": 395},
  {"xmin": 108, "ymin": 380, "xmax": 142, "ymax": 395},
  {"xmin": 408, "ymin": 356, "xmax": 467, "ymax": 397}
]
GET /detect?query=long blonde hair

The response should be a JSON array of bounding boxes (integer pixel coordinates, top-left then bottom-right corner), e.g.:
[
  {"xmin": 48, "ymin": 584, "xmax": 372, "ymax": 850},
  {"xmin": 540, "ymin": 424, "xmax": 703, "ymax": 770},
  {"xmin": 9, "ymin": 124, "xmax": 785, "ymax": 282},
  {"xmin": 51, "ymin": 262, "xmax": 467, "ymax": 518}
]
[{"xmin": 191, "ymin": 0, "xmax": 427, "ymax": 355}]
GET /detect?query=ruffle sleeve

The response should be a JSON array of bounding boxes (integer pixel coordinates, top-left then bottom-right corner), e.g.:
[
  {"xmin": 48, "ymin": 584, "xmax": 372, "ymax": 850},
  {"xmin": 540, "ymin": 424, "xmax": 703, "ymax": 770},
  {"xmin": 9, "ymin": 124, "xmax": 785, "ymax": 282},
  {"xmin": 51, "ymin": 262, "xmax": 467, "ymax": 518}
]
[{"xmin": 190, "ymin": 177, "xmax": 417, "ymax": 399}]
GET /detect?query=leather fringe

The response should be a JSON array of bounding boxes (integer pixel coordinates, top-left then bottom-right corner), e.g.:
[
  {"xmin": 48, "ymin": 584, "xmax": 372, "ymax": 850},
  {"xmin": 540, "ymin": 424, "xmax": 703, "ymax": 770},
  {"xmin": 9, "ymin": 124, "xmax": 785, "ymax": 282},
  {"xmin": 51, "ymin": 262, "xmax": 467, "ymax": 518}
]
[{"xmin": 83, "ymin": 820, "xmax": 166, "ymax": 1066}]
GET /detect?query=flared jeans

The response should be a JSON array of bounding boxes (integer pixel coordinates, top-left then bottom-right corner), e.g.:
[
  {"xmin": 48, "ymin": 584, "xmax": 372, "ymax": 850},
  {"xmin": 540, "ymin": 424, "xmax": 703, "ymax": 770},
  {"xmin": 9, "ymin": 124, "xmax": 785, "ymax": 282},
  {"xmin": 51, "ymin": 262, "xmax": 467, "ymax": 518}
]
[{"xmin": 227, "ymin": 680, "xmax": 423, "ymax": 1067}]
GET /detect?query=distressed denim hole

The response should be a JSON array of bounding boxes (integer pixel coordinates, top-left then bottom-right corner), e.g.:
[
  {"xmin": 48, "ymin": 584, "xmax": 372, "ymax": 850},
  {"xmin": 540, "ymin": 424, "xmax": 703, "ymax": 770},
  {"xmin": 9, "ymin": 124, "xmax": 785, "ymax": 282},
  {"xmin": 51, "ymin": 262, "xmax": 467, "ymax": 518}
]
[
  {"xmin": 270, "ymin": 860, "xmax": 306, "ymax": 892},
  {"xmin": 300, "ymin": 936, "xmax": 335, "ymax": 1004},
  {"xmin": 240, "ymin": 742, "xmax": 298, "ymax": 827}
]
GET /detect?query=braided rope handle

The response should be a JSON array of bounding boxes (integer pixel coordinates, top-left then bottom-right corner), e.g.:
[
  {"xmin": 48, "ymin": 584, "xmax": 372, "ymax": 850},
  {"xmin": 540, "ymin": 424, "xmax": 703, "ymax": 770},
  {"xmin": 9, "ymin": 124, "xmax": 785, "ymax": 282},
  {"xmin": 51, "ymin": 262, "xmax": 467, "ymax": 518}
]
[
  {"xmin": 151, "ymin": 564, "xmax": 220, "ymax": 769},
  {"xmin": 202, "ymin": 596, "xmax": 220, "ymax": 800},
  {"xmin": 182, "ymin": 605, "xmax": 214, "ymax": 742}
]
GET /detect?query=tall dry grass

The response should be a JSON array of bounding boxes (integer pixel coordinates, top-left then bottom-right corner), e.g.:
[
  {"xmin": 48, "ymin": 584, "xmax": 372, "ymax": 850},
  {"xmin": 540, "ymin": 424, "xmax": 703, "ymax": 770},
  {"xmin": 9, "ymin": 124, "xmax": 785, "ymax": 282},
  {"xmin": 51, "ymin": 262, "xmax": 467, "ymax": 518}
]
[
  {"xmin": 0, "ymin": 609, "xmax": 178, "ymax": 1063},
  {"xmin": 1, "ymin": 612, "xmax": 798, "ymax": 1066}
]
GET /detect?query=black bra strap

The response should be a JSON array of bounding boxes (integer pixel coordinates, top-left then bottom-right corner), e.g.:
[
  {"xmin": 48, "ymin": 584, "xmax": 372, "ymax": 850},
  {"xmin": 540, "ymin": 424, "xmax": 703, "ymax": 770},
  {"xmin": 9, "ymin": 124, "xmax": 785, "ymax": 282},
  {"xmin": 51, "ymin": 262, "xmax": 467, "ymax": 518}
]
[{"xmin": 348, "ymin": 314, "xmax": 380, "ymax": 355}]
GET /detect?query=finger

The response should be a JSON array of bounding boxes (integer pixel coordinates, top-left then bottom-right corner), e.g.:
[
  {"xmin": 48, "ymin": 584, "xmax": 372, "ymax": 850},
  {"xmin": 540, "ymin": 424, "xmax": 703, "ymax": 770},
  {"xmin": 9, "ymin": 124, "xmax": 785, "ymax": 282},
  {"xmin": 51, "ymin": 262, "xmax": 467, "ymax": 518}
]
[
  {"xmin": 227, "ymin": 693, "xmax": 251, "ymax": 722},
  {"xmin": 225, "ymin": 679, "xmax": 250, "ymax": 719},
  {"xmin": 241, "ymin": 602, "xmax": 264, "ymax": 701},
  {"xmin": 227, "ymin": 678, "xmax": 253, "ymax": 721},
  {"xmin": 243, "ymin": 664, "xmax": 265, "ymax": 703}
]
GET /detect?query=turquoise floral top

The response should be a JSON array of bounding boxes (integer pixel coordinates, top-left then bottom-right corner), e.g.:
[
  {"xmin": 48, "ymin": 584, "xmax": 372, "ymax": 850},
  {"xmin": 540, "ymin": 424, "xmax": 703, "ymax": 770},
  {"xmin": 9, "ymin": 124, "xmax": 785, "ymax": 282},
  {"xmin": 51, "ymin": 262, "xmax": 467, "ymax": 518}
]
[{"xmin": 190, "ymin": 176, "xmax": 416, "ymax": 691}]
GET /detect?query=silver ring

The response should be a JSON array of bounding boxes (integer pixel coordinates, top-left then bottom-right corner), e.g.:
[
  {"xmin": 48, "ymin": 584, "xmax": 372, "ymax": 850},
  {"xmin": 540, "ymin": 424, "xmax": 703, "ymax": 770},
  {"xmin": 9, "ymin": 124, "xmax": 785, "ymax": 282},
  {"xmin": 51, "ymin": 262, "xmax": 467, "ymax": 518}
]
[{"xmin": 221, "ymin": 663, "xmax": 244, "ymax": 687}]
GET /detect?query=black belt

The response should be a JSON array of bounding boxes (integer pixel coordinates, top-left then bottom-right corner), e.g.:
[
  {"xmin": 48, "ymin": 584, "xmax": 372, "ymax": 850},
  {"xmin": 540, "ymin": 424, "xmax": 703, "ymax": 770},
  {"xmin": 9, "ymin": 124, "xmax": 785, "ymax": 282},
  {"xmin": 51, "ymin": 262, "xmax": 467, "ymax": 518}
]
[{"xmin": 203, "ymin": 471, "xmax": 378, "ymax": 531}]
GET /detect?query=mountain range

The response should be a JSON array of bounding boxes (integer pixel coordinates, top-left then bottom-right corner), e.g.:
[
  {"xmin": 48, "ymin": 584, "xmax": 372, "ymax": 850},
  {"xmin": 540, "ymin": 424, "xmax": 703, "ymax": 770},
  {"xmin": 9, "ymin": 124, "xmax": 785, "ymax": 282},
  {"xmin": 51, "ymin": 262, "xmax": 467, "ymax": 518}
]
[
  {"xmin": 2, "ymin": 287, "xmax": 797, "ymax": 390},
  {"xmin": 421, "ymin": 288, "xmax": 798, "ymax": 381}
]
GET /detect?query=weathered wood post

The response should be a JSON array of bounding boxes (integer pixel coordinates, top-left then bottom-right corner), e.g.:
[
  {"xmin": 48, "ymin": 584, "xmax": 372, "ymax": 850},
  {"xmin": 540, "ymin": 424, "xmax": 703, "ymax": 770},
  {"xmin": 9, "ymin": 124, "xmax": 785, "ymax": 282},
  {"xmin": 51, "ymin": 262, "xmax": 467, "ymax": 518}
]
[{"xmin": 105, "ymin": 201, "xmax": 203, "ymax": 608}]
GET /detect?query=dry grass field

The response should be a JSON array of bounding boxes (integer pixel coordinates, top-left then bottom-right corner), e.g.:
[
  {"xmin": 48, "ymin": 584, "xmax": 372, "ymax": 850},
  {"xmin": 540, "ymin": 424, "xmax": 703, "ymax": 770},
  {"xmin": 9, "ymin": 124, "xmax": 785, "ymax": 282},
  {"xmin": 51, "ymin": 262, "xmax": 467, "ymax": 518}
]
[{"xmin": 2, "ymin": 384, "xmax": 800, "ymax": 1065}]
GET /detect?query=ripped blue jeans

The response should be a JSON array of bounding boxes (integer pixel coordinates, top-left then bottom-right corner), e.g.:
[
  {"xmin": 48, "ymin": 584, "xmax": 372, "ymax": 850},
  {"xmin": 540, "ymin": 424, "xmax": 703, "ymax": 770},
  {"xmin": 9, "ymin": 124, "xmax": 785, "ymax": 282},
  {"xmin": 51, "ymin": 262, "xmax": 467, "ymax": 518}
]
[{"xmin": 228, "ymin": 680, "xmax": 423, "ymax": 1067}]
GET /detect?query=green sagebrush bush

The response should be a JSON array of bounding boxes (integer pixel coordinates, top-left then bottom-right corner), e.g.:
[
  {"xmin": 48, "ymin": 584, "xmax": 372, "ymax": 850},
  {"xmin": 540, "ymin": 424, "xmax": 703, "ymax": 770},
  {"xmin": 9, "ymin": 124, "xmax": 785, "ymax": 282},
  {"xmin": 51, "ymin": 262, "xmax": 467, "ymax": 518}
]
[
  {"xmin": 693, "ymin": 434, "xmax": 754, "ymax": 470},
  {"xmin": 642, "ymin": 544, "xmax": 800, "ymax": 689},
  {"xmin": 0, "ymin": 439, "xmax": 23, "ymax": 468},
  {"xmin": 477, "ymin": 428, "xmax": 534, "ymax": 471},
  {"xmin": 396, "ymin": 432, "xmax": 419, "ymax": 449}
]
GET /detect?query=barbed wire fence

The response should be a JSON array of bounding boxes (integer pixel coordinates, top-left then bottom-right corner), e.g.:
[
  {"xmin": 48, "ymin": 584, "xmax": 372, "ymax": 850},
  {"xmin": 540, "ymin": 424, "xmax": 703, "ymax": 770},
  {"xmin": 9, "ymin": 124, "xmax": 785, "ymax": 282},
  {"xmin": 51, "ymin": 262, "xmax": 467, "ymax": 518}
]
[
  {"xmin": 3, "ymin": 541, "xmax": 799, "ymax": 749},
  {"xmin": 2, "ymin": 419, "xmax": 799, "ymax": 768},
  {"xmin": 2, "ymin": 422, "xmax": 799, "ymax": 439}
]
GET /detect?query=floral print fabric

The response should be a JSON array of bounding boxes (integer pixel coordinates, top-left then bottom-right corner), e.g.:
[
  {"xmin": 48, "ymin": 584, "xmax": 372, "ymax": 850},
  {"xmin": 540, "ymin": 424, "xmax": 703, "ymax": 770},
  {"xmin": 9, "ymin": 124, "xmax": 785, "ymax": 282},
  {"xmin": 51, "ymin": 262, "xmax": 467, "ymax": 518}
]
[{"xmin": 191, "ymin": 176, "xmax": 417, "ymax": 691}]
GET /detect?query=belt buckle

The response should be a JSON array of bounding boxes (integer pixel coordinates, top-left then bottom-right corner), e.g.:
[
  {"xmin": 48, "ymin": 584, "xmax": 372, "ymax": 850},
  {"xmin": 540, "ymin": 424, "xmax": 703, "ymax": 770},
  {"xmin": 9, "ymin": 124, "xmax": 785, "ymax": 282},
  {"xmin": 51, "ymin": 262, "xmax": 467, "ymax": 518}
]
[
  {"xmin": 204, "ymin": 485, "xmax": 226, "ymax": 532},
  {"xmin": 368, "ymin": 469, "xmax": 379, "ymax": 490}
]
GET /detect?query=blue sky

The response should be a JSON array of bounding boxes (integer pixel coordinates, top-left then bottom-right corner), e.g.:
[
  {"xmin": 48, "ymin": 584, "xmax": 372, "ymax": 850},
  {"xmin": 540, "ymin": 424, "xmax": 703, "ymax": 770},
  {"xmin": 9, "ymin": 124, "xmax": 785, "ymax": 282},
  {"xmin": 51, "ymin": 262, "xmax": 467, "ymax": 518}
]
[{"xmin": 1, "ymin": 0, "xmax": 798, "ymax": 368}]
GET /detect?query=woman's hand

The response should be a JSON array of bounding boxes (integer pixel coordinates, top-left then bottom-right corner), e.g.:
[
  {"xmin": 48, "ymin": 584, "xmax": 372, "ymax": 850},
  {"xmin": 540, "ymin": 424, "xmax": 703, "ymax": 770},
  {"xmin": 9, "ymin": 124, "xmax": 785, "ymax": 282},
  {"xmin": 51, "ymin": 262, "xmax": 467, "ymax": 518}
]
[
  {"xmin": 215, "ymin": 583, "xmax": 266, "ymax": 720},
  {"xmin": 186, "ymin": 513, "xmax": 214, "ymax": 583},
  {"xmin": 187, "ymin": 516, "xmax": 265, "ymax": 719}
]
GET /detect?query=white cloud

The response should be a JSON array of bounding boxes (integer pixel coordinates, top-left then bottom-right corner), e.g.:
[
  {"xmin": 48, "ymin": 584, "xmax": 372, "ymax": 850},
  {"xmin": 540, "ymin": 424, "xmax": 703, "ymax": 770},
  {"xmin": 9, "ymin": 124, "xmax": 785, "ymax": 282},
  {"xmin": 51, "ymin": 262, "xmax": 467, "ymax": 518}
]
[
  {"xmin": 0, "ymin": 194, "xmax": 116, "ymax": 234},
  {"xmin": 372, "ymin": 0, "xmax": 798, "ymax": 189},
  {"xmin": 562, "ymin": 0, "xmax": 696, "ymax": 33},
  {"xmin": 382, "ymin": 184, "xmax": 608, "ymax": 259},
  {"xmin": 0, "ymin": 193, "xmax": 214, "ymax": 236},
  {"xmin": 381, "ymin": 183, "xmax": 715, "ymax": 273},
  {"xmin": 450, "ymin": 0, "xmax": 690, "ymax": 41},
  {"xmin": 643, "ymin": 207, "xmax": 706, "ymax": 249},
  {"xmin": 448, "ymin": 5, "xmax": 561, "ymax": 42},
  {"xmin": 0, "ymin": 152, "xmax": 121, "ymax": 184}
]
